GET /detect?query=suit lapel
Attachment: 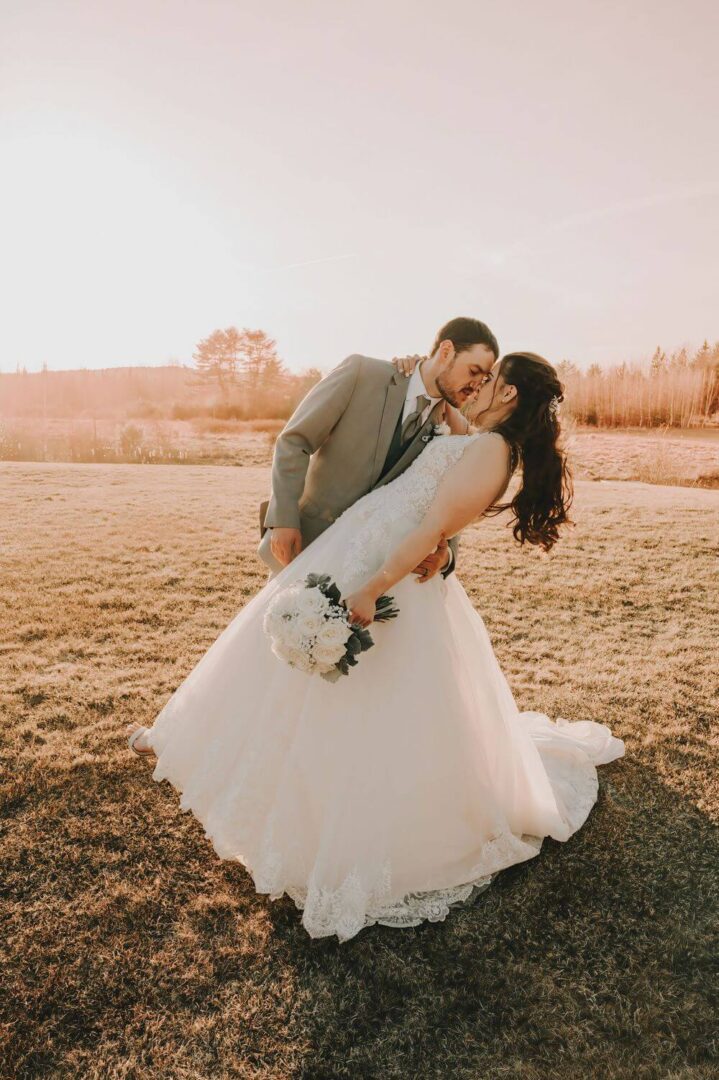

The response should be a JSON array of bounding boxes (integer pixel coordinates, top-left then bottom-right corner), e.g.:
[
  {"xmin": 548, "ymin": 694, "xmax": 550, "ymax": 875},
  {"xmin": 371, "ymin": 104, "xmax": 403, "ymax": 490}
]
[
  {"xmin": 373, "ymin": 400, "xmax": 445, "ymax": 489},
  {"xmin": 370, "ymin": 371, "xmax": 410, "ymax": 487}
]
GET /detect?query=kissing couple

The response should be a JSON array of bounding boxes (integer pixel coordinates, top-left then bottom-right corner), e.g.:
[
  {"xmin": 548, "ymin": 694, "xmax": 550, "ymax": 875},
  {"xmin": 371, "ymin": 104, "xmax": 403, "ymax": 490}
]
[{"xmin": 127, "ymin": 316, "xmax": 625, "ymax": 943}]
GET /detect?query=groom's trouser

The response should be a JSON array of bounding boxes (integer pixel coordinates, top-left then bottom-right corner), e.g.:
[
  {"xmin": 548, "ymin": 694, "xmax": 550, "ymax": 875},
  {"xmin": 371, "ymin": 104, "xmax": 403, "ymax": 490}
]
[
  {"xmin": 259, "ymin": 513, "xmax": 336, "ymax": 581},
  {"xmin": 257, "ymin": 528, "xmax": 285, "ymax": 581}
]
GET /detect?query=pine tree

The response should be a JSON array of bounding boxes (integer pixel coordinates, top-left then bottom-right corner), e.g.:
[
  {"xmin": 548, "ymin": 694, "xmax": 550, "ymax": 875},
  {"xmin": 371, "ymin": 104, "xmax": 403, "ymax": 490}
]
[
  {"xmin": 650, "ymin": 347, "xmax": 667, "ymax": 374},
  {"xmin": 692, "ymin": 340, "xmax": 711, "ymax": 368},
  {"xmin": 556, "ymin": 360, "xmax": 579, "ymax": 378},
  {"xmin": 670, "ymin": 347, "xmax": 689, "ymax": 369}
]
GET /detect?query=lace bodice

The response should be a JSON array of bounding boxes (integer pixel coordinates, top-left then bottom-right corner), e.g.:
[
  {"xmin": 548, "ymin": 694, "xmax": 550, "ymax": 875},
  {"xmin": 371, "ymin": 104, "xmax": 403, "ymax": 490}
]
[
  {"xmin": 352, "ymin": 431, "xmax": 485, "ymax": 521},
  {"xmin": 339, "ymin": 432, "xmax": 489, "ymax": 581}
]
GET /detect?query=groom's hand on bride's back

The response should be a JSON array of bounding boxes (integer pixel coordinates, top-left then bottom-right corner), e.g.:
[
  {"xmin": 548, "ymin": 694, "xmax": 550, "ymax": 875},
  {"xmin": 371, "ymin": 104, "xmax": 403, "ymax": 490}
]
[
  {"xmin": 413, "ymin": 537, "xmax": 451, "ymax": 583},
  {"xmin": 271, "ymin": 527, "xmax": 303, "ymax": 567}
]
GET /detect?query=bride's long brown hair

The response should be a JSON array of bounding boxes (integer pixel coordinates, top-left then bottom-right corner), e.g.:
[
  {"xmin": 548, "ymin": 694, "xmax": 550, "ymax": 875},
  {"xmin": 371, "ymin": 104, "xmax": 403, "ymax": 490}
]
[{"xmin": 485, "ymin": 352, "xmax": 573, "ymax": 551}]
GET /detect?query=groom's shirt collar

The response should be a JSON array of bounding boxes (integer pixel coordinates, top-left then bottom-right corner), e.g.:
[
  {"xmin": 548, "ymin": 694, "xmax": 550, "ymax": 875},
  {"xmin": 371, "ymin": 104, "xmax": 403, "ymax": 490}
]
[{"xmin": 402, "ymin": 362, "xmax": 443, "ymax": 424}]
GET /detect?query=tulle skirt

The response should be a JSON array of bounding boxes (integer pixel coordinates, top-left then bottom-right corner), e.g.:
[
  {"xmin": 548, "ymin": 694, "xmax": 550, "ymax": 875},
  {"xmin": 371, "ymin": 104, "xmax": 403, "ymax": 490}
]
[{"xmin": 145, "ymin": 511, "xmax": 625, "ymax": 942}]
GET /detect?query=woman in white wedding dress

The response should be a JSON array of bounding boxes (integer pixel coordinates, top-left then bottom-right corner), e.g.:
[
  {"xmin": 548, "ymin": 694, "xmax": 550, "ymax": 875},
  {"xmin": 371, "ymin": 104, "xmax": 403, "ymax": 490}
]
[{"xmin": 127, "ymin": 351, "xmax": 624, "ymax": 942}]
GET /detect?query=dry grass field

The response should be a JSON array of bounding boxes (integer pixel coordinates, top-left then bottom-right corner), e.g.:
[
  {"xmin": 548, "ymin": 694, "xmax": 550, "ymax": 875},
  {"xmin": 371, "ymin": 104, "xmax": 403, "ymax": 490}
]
[
  {"xmin": 3, "ymin": 418, "xmax": 719, "ymax": 489},
  {"xmin": 566, "ymin": 427, "xmax": 719, "ymax": 487},
  {"xmin": 2, "ymin": 459, "xmax": 718, "ymax": 1078}
]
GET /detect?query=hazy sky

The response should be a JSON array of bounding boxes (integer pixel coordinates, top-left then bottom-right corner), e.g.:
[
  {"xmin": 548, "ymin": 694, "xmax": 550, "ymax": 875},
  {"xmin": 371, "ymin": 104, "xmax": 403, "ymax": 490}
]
[{"xmin": 2, "ymin": 0, "xmax": 718, "ymax": 374}]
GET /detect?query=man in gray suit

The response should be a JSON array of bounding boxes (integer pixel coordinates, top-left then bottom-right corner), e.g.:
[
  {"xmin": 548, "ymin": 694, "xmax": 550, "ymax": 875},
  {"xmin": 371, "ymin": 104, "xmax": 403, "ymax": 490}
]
[{"xmin": 258, "ymin": 316, "xmax": 499, "ymax": 580}]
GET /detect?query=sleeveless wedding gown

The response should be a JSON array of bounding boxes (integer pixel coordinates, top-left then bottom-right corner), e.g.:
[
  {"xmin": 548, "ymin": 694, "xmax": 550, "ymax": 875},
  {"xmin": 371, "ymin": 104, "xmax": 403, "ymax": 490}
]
[{"xmin": 144, "ymin": 432, "xmax": 625, "ymax": 942}]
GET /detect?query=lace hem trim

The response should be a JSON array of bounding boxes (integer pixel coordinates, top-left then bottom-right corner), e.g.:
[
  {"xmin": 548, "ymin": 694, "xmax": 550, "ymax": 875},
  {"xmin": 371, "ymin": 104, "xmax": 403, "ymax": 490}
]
[
  {"xmin": 250, "ymin": 831, "xmax": 545, "ymax": 941},
  {"xmin": 151, "ymin": 712, "xmax": 603, "ymax": 943},
  {"xmin": 184, "ymin": 809, "xmax": 547, "ymax": 942}
]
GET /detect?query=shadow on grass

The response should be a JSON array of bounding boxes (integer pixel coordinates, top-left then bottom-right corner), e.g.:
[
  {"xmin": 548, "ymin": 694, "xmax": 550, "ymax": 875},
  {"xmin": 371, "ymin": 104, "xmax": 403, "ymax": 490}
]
[{"xmin": 2, "ymin": 750, "xmax": 717, "ymax": 1079}]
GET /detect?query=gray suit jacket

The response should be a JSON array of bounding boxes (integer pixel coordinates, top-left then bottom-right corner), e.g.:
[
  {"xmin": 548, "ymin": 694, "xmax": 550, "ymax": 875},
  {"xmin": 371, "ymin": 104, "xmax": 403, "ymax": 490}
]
[{"xmin": 259, "ymin": 353, "xmax": 459, "ymax": 571}]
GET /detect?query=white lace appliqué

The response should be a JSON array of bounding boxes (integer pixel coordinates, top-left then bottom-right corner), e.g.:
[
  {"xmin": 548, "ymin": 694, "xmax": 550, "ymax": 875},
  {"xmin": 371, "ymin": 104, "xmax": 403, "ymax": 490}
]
[
  {"xmin": 157, "ymin": 741, "xmax": 552, "ymax": 943},
  {"xmin": 229, "ymin": 830, "xmax": 547, "ymax": 942},
  {"xmin": 340, "ymin": 433, "xmax": 482, "ymax": 583}
]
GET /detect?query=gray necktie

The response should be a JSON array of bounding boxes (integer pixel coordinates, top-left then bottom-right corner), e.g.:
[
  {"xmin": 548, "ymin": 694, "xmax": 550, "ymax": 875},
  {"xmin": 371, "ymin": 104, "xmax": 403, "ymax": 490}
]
[{"xmin": 401, "ymin": 394, "xmax": 431, "ymax": 444}]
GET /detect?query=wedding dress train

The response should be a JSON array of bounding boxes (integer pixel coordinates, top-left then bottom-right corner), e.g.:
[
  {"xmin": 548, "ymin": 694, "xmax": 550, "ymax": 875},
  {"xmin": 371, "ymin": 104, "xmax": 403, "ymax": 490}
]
[{"xmin": 144, "ymin": 433, "xmax": 625, "ymax": 942}]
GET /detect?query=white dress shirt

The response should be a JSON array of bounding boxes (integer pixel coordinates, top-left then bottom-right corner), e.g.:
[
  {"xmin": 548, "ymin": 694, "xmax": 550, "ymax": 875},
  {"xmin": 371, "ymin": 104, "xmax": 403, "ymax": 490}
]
[{"xmin": 401, "ymin": 363, "xmax": 443, "ymax": 426}]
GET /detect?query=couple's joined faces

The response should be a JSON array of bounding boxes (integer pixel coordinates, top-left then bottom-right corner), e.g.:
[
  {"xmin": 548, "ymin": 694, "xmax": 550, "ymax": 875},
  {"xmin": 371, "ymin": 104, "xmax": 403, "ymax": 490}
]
[
  {"xmin": 467, "ymin": 358, "xmax": 509, "ymax": 417},
  {"xmin": 435, "ymin": 343, "xmax": 496, "ymax": 409}
]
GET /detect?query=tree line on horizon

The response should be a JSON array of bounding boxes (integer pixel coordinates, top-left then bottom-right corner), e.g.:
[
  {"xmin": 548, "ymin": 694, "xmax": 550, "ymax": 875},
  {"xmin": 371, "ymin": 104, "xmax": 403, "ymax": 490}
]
[
  {"xmin": 554, "ymin": 341, "xmax": 718, "ymax": 427},
  {"xmin": 1, "ymin": 328, "xmax": 718, "ymax": 428}
]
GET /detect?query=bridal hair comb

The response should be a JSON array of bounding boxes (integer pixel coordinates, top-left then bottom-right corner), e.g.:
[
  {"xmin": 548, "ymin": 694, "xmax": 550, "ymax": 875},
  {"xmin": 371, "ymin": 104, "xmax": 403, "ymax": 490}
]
[{"xmin": 547, "ymin": 395, "xmax": 561, "ymax": 418}]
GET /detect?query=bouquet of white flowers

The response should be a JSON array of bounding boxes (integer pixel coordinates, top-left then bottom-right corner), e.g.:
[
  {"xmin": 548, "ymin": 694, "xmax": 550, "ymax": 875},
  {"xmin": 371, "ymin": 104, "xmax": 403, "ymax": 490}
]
[{"xmin": 263, "ymin": 573, "xmax": 399, "ymax": 682}]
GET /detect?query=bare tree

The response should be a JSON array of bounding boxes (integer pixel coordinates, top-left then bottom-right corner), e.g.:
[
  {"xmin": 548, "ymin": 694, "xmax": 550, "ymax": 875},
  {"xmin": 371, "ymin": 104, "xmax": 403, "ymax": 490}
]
[{"xmin": 192, "ymin": 328, "xmax": 242, "ymax": 399}]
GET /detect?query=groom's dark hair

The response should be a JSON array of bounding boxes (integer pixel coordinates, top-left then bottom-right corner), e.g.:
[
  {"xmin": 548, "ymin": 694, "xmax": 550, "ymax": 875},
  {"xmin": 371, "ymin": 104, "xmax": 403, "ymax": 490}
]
[{"xmin": 429, "ymin": 317, "xmax": 499, "ymax": 361}]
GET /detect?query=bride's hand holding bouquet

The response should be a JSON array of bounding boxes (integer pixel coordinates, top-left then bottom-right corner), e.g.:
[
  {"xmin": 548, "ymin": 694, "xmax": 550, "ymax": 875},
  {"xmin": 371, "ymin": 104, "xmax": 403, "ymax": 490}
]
[{"xmin": 343, "ymin": 578, "xmax": 386, "ymax": 629}]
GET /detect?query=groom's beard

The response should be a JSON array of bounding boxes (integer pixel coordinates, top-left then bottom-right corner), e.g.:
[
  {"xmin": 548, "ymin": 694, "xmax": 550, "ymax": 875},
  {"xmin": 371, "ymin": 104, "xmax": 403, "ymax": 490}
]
[{"xmin": 436, "ymin": 373, "xmax": 478, "ymax": 410}]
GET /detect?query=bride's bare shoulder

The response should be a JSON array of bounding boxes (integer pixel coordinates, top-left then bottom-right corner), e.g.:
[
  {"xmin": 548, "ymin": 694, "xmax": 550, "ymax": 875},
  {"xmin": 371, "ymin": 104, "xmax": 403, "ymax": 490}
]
[
  {"xmin": 461, "ymin": 430, "xmax": 513, "ymax": 481},
  {"xmin": 467, "ymin": 429, "xmax": 512, "ymax": 460},
  {"xmin": 442, "ymin": 431, "xmax": 512, "ymax": 488}
]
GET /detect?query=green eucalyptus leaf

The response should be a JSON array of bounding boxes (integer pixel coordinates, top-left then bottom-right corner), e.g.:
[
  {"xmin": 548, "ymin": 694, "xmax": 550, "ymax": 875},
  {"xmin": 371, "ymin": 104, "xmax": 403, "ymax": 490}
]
[{"xmin": 346, "ymin": 634, "xmax": 362, "ymax": 656}]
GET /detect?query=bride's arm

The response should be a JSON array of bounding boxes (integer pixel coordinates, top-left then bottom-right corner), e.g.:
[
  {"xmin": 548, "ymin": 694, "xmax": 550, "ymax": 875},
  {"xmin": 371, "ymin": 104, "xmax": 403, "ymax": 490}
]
[
  {"xmin": 444, "ymin": 404, "xmax": 472, "ymax": 435},
  {"xmin": 343, "ymin": 434, "xmax": 510, "ymax": 625}
]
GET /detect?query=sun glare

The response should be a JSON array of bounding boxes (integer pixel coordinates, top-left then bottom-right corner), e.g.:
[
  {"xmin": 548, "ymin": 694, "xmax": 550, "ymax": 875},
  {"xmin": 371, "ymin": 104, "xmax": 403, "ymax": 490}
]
[{"xmin": 2, "ymin": 116, "xmax": 229, "ymax": 347}]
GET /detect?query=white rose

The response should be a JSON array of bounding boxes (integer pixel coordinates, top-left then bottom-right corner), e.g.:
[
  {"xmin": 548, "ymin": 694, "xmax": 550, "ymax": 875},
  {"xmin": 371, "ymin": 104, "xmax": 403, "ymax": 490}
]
[
  {"xmin": 271, "ymin": 640, "xmax": 293, "ymax": 662},
  {"xmin": 296, "ymin": 611, "xmax": 326, "ymax": 638},
  {"xmin": 286, "ymin": 646, "xmax": 313, "ymax": 672},
  {"xmin": 272, "ymin": 626, "xmax": 308, "ymax": 655},
  {"xmin": 303, "ymin": 588, "xmax": 332, "ymax": 614},
  {"xmin": 265, "ymin": 585, "xmax": 303, "ymax": 626},
  {"xmin": 314, "ymin": 659, "xmax": 337, "ymax": 674},
  {"xmin": 319, "ymin": 620, "xmax": 351, "ymax": 648},
  {"xmin": 313, "ymin": 642, "xmax": 347, "ymax": 665},
  {"xmin": 263, "ymin": 610, "xmax": 286, "ymax": 637}
]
